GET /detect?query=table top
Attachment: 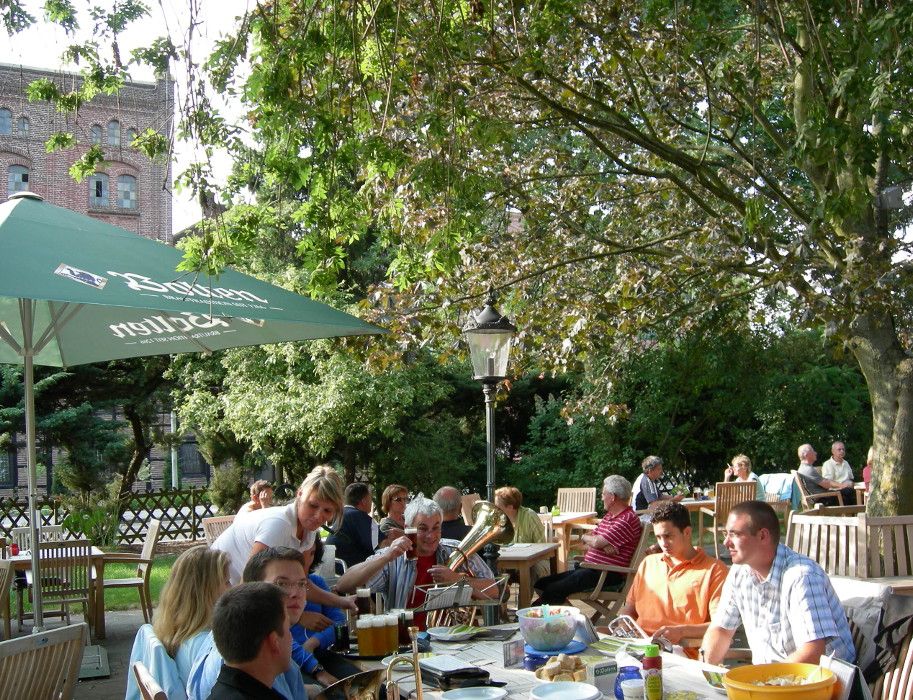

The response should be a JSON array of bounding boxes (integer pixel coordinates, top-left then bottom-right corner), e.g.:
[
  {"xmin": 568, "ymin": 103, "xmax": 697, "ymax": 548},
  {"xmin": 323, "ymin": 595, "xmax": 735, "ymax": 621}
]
[
  {"xmin": 551, "ymin": 511, "xmax": 597, "ymax": 525},
  {"xmin": 9, "ymin": 545, "xmax": 105, "ymax": 564},
  {"xmin": 680, "ymin": 498, "xmax": 716, "ymax": 511},
  {"xmin": 375, "ymin": 626, "xmax": 728, "ymax": 698},
  {"xmin": 496, "ymin": 542, "xmax": 558, "ymax": 562}
]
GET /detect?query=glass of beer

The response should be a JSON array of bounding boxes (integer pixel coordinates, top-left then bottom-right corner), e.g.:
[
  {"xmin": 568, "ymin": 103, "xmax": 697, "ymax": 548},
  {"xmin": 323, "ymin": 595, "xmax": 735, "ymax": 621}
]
[
  {"xmin": 383, "ymin": 614, "xmax": 399, "ymax": 654},
  {"xmin": 397, "ymin": 609, "xmax": 413, "ymax": 647},
  {"xmin": 357, "ymin": 615, "xmax": 376, "ymax": 656},
  {"xmin": 356, "ymin": 587, "xmax": 372, "ymax": 616},
  {"xmin": 333, "ymin": 621, "xmax": 350, "ymax": 652},
  {"xmin": 405, "ymin": 527, "xmax": 418, "ymax": 559}
]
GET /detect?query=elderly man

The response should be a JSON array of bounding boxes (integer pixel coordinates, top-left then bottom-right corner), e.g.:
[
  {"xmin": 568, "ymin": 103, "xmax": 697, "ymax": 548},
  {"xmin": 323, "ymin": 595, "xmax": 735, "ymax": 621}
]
[
  {"xmin": 327, "ymin": 482, "xmax": 401, "ymax": 567},
  {"xmin": 206, "ymin": 583, "xmax": 292, "ymax": 700},
  {"xmin": 701, "ymin": 501, "xmax": 855, "ymax": 665},
  {"xmin": 433, "ymin": 486, "xmax": 472, "ymax": 540},
  {"xmin": 618, "ymin": 502, "xmax": 728, "ymax": 658},
  {"xmin": 822, "ymin": 441, "xmax": 854, "ymax": 489},
  {"xmin": 796, "ymin": 443, "xmax": 855, "ymax": 505},
  {"xmin": 336, "ymin": 494, "xmax": 496, "ymax": 629},
  {"xmin": 531, "ymin": 475, "xmax": 642, "ymax": 606},
  {"xmin": 631, "ymin": 456, "xmax": 683, "ymax": 511}
]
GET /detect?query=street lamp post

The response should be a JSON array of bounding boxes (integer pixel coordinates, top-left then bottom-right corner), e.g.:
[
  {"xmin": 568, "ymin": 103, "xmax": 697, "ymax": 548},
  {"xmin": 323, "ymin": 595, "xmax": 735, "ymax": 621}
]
[{"xmin": 462, "ymin": 288, "xmax": 516, "ymax": 625}]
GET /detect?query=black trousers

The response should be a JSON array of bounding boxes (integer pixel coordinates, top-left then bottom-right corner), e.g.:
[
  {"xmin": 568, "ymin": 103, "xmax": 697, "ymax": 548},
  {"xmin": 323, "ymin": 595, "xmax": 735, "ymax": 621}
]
[{"xmin": 531, "ymin": 566, "xmax": 623, "ymax": 605}]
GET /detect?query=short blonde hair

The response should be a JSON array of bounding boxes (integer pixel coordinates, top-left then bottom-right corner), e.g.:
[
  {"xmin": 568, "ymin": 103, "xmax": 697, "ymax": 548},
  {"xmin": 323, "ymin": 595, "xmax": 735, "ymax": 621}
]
[
  {"xmin": 153, "ymin": 546, "xmax": 230, "ymax": 657},
  {"xmin": 731, "ymin": 454, "xmax": 751, "ymax": 470},
  {"xmin": 298, "ymin": 464, "xmax": 344, "ymax": 529},
  {"xmin": 494, "ymin": 486, "xmax": 523, "ymax": 510},
  {"xmin": 381, "ymin": 484, "xmax": 408, "ymax": 515}
]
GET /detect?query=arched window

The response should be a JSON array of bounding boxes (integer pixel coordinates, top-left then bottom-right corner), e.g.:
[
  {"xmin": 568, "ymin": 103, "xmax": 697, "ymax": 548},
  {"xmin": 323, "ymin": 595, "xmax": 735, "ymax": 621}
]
[
  {"xmin": 17, "ymin": 117, "xmax": 29, "ymax": 136},
  {"xmin": 0, "ymin": 109, "xmax": 11, "ymax": 135},
  {"xmin": 117, "ymin": 174, "xmax": 137, "ymax": 209},
  {"xmin": 126, "ymin": 128, "xmax": 137, "ymax": 145},
  {"xmin": 107, "ymin": 119, "xmax": 121, "ymax": 146},
  {"xmin": 8, "ymin": 165, "xmax": 29, "ymax": 195},
  {"xmin": 90, "ymin": 124, "xmax": 102, "ymax": 145},
  {"xmin": 89, "ymin": 173, "xmax": 109, "ymax": 207}
]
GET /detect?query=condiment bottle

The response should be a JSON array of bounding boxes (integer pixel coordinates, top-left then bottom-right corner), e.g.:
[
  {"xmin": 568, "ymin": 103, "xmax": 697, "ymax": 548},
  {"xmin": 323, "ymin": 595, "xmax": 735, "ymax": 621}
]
[{"xmin": 642, "ymin": 643, "xmax": 662, "ymax": 700}]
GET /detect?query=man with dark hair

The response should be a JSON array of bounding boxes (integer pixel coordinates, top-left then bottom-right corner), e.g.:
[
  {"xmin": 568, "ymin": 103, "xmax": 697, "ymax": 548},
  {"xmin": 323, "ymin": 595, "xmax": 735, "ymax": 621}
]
[
  {"xmin": 327, "ymin": 482, "xmax": 399, "ymax": 567},
  {"xmin": 238, "ymin": 480, "xmax": 275, "ymax": 514},
  {"xmin": 701, "ymin": 501, "xmax": 855, "ymax": 665},
  {"xmin": 207, "ymin": 583, "xmax": 291, "ymax": 699},
  {"xmin": 618, "ymin": 502, "xmax": 727, "ymax": 657},
  {"xmin": 433, "ymin": 486, "xmax": 472, "ymax": 541}
]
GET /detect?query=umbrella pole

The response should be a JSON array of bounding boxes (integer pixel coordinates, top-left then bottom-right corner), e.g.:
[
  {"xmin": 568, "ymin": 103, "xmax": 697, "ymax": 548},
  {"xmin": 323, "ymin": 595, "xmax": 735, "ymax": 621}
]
[{"xmin": 21, "ymin": 301, "xmax": 44, "ymax": 632}]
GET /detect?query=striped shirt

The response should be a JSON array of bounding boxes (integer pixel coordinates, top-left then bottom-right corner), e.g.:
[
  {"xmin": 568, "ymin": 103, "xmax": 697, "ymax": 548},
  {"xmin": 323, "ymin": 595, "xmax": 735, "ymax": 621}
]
[
  {"xmin": 365, "ymin": 539, "xmax": 494, "ymax": 610},
  {"xmin": 713, "ymin": 544, "xmax": 855, "ymax": 664},
  {"xmin": 584, "ymin": 506, "xmax": 642, "ymax": 567}
]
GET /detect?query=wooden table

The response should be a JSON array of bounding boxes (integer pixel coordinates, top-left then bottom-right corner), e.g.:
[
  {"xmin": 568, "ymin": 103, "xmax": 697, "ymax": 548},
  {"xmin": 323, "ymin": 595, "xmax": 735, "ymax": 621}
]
[
  {"xmin": 551, "ymin": 511, "xmax": 597, "ymax": 572},
  {"xmin": 10, "ymin": 545, "xmax": 107, "ymax": 639},
  {"xmin": 855, "ymin": 481, "xmax": 868, "ymax": 505},
  {"xmin": 496, "ymin": 542, "xmax": 558, "ymax": 609},
  {"xmin": 855, "ymin": 576, "xmax": 913, "ymax": 595}
]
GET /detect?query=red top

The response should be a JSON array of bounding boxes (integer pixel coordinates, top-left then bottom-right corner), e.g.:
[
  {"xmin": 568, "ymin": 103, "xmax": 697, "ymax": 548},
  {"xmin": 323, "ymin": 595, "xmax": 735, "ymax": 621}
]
[
  {"xmin": 583, "ymin": 506, "xmax": 642, "ymax": 567},
  {"xmin": 408, "ymin": 554, "xmax": 436, "ymax": 630}
]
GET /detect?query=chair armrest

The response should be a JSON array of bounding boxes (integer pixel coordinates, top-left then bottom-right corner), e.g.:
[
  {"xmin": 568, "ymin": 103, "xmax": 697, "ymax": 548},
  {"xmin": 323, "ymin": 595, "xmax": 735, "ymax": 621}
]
[
  {"xmin": 102, "ymin": 552, "xmax": 141, "ymax": 562},
  {"xmin": 699, "ymin": 507, "xmax": 716, "ymax": 517},
  {"xmin": 580, "ymin": 561, "xmax": 636, "ymax": 575}
]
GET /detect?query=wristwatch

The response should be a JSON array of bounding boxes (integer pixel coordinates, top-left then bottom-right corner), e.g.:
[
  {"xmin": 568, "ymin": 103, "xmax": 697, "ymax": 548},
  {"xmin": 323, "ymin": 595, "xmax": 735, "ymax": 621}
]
[{"xmin": 313, "ymin": 663, "xmax": 326, "ymax": 675}]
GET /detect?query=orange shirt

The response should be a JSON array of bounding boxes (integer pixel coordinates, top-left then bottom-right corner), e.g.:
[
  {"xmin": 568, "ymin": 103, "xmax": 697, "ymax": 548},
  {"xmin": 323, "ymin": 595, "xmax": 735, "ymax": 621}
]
[{"xmin": 626, "ymin": 549, "xmax": 728, "ymax": 655}]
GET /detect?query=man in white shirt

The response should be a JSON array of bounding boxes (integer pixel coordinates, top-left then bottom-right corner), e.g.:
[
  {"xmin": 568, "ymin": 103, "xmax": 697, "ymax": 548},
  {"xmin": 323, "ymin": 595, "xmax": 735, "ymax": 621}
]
[{"xmin": 822, "ymin": 441, "xmax": 854, "ymax": 488}]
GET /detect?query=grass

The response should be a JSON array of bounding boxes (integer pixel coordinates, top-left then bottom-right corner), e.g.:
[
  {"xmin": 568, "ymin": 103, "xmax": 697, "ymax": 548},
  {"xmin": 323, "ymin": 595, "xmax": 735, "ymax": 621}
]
[{"xmin": 102, "ymin": 553, "xmax": 178, "ymax": 610}]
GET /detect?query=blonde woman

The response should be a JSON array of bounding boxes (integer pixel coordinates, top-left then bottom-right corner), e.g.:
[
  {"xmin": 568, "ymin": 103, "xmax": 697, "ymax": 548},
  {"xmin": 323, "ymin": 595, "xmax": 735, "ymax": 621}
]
[
  {"xmin": 125, "ymin": 546, "xmax": 230, "ymax": 700},
  {"xmin": 213, "ymin": 464, "xmax": 345, "ymax": 584},
  {"xmin": 724, "ymin": 454, "xmax": 765, "ymax": 500}
]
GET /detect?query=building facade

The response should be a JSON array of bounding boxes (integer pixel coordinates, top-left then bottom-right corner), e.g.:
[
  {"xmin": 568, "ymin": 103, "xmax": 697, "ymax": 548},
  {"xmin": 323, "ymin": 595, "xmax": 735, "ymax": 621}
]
[{"xmin": 0, "ymin": 63, "xmax": 173, "ymax": 242}]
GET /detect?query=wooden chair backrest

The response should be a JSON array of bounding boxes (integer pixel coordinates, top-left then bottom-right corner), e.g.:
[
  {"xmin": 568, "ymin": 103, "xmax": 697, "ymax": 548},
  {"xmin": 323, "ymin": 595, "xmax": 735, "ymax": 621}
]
[
  {"xmin": 874, "ymin": 629, "xmax": 913, "ymax": 700},
  {"xmin": 0, "ymin": 622, "xmax": 87, "ymax": 699},
  {"xmin": 461, "ymin": 493, "xmax": 481, "ymax": 525},
  {"xmin": 0, "ymin": 559, "xmax": 13, "ymax": 638},
  {"xmin": 202, "ymin": 515, "xmax": 235, "ymax": 546},
  {"xmin": 138, "ymin": 519, "xmax": 162, "ymax": 578},
  {"xmin": 34, "ymin": 539, "xmax": 93, "ymax": 606},
  {"xmin": 863, "ymin": 514, "xmax": 913, "ymax": 578},
  {"xmin": 785, "ymin": 513, "xmax": 866, "ymax": 578},
  {"xmin": 132, "ymin": 660, "xmax": 168, "ymax": 700},
  {"xmin": 713, "ymin": 481, "xmax": 758, "ymax": 522},
  {"xmin": 556, "ymin": 487, "xmax": 596, "ymax": 513},
  {"xmin": 10, "ymin": 524, "xmax": 64, "ymax": 550},
  {"xmin": 791, "ymin": 470, "xmax": 844, "ymax": 508}
]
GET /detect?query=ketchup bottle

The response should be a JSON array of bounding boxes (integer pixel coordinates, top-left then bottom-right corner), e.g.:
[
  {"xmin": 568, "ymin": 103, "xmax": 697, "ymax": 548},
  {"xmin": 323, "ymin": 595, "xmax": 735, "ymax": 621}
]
[{"xmin": 642, "ymin": 644, "xmax": 663, "ymax": 700}]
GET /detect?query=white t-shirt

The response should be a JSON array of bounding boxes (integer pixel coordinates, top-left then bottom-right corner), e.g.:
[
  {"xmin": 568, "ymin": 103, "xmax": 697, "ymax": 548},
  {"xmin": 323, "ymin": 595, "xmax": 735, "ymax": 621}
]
[
  {"xmin": 822, "ymin": 458, "xmax": 853, "ymax": 484},
  {"xmin": 212, "ymin": 502, "xmax": 316, "ymax": 584}
]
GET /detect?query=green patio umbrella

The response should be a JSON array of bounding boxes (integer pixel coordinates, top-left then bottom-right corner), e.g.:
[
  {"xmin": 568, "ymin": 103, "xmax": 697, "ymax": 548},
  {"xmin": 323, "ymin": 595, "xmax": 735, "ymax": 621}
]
[{"xmin": 0, "ymin": 192, "xmax": 385, "ymax": 630}]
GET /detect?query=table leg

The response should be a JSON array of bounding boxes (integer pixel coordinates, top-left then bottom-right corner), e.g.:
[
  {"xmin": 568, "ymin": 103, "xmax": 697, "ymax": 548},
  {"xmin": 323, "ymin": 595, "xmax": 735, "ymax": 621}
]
[
  {"xmin": 94, "ymin": 556, "xmax": 106, "ymax": 640},
  {"xmin": 517, "ymin": 565, "xmax": 532, "ymax": 610},
  {"xmin": 557, "ymin": 526, "xmax": 570, "ymax": 573}
]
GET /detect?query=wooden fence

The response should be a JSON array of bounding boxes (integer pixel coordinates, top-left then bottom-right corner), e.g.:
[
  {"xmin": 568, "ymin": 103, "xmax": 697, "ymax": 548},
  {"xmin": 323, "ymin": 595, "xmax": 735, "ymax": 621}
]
[{"xmin": 0, "ymin": 488, "xmax": 218, "ymax": 545}]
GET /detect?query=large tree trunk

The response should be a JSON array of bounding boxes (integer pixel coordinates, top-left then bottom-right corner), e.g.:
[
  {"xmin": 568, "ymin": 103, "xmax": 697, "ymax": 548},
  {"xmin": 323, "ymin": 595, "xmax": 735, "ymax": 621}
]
[{"xmin": 849, "ymin": 310, "xmax": 913, "ymax": 515}]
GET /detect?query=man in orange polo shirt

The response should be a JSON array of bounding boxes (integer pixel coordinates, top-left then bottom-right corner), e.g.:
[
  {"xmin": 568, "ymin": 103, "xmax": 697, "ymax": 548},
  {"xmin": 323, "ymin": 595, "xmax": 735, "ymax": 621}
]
[{"xmin": 618, "ymin": 501, "xmax": 727, "ymax": 657}]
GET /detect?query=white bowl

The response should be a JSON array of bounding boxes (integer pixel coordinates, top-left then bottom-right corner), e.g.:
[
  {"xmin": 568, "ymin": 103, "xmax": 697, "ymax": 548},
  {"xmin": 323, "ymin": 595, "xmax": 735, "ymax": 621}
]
[{"xmin": 530, "ymin": 681, "xmax": 602, "ymax": 700}]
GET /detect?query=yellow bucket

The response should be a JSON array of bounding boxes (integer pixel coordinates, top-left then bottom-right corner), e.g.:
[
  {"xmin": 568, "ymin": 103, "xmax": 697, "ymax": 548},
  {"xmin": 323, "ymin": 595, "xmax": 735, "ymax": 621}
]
[{"xmin": 722, "ymin": 662, "xmax": 836, "ymax": 700}]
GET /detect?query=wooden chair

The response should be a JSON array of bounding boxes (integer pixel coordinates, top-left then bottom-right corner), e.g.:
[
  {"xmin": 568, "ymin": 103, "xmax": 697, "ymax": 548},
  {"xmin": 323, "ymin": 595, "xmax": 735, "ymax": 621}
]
[
  {"xmin": 798, "ymin": 503, "xmax": 865, "ymax": 516},
  {"xmin": 18, "ymin": 539, "xmax": 93, "ymax": 633},
  {"xmin": 785, "ymin": 512, "xmax": 867, "ymax": 577},
  {"xmin": 699, "ymin": 481, "xmax": 757, "ymax": 557},
  {"xmin": 10, "ymin": 524, "xmax": 65, "ymax": 549},
  {"xmin": 102, "ymin": 519, "xmax": 161, "ymax": 623},
  {"xmin": 873, "ymin": 629, "xmax": 913, "ymax": 700},
  {"xmin": 862, "ymin": 514, "xmax": 913, "ymax": 578},
  {"xmin": 461, "ymin": 493, "xmax": 481, "ymax": 525},
  {"xmin": 0, "ymin": 622, "xmax": 87, "ymax": 700},
  {"xmin": 132, "ymin": 660, "xmax": 169, "ymax": 700},
  {"xmin": 566, "ymin": 525, "xmax": 652, "ymax": 623},
  {"xmin": 791, "ymin": 470, "xmax": 844, "ymax": 509},
  {"xmin": 202, "ymin": 515, "xmax": 235, "ymax": 546},
  {"xmin": 0, "ymin": 559, "xmax": 13, "ymax": 640},
  {"xmin": 556, "ymin": 487, "xmax": 597, "ymax": 513}
]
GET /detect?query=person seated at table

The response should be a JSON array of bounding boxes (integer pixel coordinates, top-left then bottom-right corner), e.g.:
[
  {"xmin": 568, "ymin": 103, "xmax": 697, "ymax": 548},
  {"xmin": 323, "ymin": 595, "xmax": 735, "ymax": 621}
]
[
  {"xmin": 700, "ymin": 500, "xmax": 855, "ymax": 665},
  {"xmin": 822, "ymin": 441, "xmax": 855, "ymax": 490},
  {"xmin": 335, "ymin": 494, "xmax": 496, "ymax": 630},
  {"xmin": 188, "ymin": 547, "xmax": 332, "ymax": 700},
  {"xmin": 631, "ymin": 456, "xmax": 683, "ymax": 511},
  {"xmin": 616, "ymin": 502, "xmax": 727, "ymax": 658},
  {"xmin": 126, "ymin": 546, "xmax": 232, "ymax": 700},
  {"xmin": 237, "ymin": 480, "xmax": 275, "ymax": 515},
  {"xmin": 327, "ymin": 482, "xmax": 401, "ymax": 567},
  {"xmin": 494, "ymin": 486, "xmax": 550, "ymax": 583},
  {"xmin": 723, "ymin": 454, "xmax": 765, "ymax": 499},
  {"xmin": 863, "ymin": 445, "xmax": 874, "ymax": 490},
  {"xmin": 293, "ymin": 538, "xmax": 362, "ymax": 680},
  {"xmin": 378, "ymin": 484, "xmax": 409, "ymax": 535},
  {"xmin": 796, "ymin": 443, "xmax": 855, "ymax": 505},
  {"xmin": 531, "ymin": 475, "xmax": 642, "ymax": 606},
  {"xmin": 205, "ymin": 582, "xmax": 293, "ymax": 699},
  {"xmin": 433, "ymin": 485, "xmax": 472, "ymax": 540}
]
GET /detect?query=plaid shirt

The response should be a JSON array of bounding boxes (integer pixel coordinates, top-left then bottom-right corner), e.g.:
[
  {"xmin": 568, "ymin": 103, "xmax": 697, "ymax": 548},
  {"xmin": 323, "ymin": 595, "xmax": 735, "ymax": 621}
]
[
  {"xmin": 365, "ymin": 539, "xmax": 494, "ymax": 609},
  {"xmin": 713, "ymin": 544, "xmax": 855, "ymax": 664}
]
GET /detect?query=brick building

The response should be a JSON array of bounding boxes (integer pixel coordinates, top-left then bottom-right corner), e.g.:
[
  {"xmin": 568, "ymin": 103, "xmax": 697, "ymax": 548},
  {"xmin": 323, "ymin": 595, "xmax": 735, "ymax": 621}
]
[{"xmin": 0, "ymin": 62, "xmax": 173, "ymax": 242}]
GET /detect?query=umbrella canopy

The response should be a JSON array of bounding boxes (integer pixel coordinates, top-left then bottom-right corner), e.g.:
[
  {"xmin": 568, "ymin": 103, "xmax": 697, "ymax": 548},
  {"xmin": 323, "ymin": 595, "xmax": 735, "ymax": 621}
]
[{"xmin": 0, "ymin": 192, "xmax": 385, "ymax": 630}]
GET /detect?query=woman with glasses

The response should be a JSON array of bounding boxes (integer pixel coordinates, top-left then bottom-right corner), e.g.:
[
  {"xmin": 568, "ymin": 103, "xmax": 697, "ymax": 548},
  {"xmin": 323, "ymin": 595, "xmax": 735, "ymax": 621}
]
[{"xmin": 379, "ymin": 484, "xmax": 409, "ymax": 535}]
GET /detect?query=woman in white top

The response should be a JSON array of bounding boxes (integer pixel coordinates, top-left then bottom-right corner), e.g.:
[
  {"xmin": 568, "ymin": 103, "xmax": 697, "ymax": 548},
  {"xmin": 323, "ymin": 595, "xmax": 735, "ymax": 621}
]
[{"xmin": 723, "ymin": 454, "xmax": 765, "ymax": 499}]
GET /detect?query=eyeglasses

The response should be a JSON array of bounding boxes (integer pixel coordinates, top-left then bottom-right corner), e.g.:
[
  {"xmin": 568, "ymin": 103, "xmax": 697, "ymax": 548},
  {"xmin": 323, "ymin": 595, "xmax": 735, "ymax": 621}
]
[{"xmin": 272, "ymin": 578, "xmax": 308, "ymax": 593}]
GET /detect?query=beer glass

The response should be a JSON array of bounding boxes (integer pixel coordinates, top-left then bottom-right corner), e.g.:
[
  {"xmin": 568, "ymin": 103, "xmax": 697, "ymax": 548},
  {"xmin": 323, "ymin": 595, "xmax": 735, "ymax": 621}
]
[
  {"xmin": 397, "ymin": 609, "xmax": 413, "ymax": 647},
  {"xmin": 405, "ymin": 527, "xmax": 418, "ymax": 559},
  {"xmin": 357, "ymin": 615, "xmax": 376, "ymax": 656},
  {"xmin": 356, "ymin": 587, "xmax": 372, "ymax": 616},
  {"xmin": 383, "ymin": 614, "xmax": 399, "ymax": 654}
]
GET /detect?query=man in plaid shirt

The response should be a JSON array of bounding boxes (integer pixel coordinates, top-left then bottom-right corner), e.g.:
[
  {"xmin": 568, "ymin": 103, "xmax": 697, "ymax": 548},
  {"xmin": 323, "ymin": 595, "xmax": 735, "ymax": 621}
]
[{"xmin": 701, "ymin": 501, "xmax": 855, "ymax": 665}]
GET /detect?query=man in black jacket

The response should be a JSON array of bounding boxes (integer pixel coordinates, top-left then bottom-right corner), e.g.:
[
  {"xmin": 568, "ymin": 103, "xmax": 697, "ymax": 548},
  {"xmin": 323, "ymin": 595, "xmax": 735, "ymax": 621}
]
[{"xmin": 328, "ymin": 482, "xmax": 400, "ymax": 566}]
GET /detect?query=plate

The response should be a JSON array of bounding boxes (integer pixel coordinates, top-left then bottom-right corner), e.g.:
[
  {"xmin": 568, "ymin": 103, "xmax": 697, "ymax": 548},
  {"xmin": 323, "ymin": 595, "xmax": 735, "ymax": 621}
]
[
  {"xmin": 440, "ymin": 688, "xmax": 508, "ymax": 700},
  {"xmin": 427, "ymin": 626, "xmax": 480, "ymax": 642},
  {"xmin": 529, "ymin": 681, "xmax": 601, "ymax": 700},
  {"xmin": 523, "ymin": 639, "xmax": 587, "ymax": 657}
]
